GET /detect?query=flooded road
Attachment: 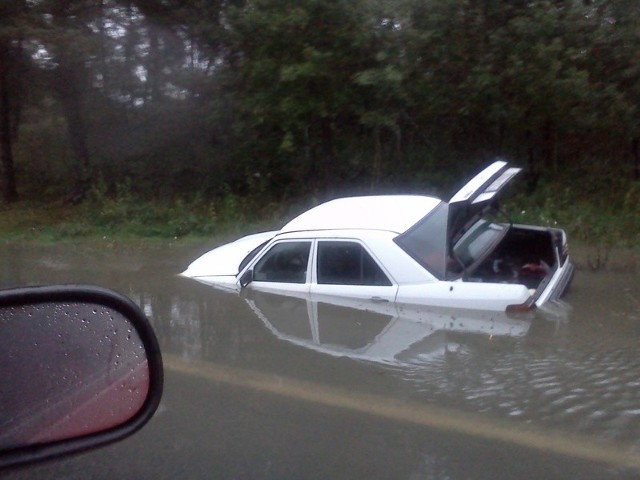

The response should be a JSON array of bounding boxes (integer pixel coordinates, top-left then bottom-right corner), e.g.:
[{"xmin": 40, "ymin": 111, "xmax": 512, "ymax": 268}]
[{"xmin": 1, "ymin": 241, "xmax": 639, "ymax": 479}]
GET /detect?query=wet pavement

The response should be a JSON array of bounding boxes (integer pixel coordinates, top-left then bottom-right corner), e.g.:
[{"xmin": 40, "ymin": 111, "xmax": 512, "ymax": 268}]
[{"xmin": 1, "ymin": 241, "xmax": 639, "ymax": 479}]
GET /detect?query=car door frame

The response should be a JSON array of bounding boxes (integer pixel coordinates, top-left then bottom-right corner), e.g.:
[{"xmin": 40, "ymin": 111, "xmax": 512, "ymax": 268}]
[
  {"xmin": 245, "ymin": 238, "xmax": 314, "ymax": 295},
  {"xmin": 309, "ymin": 238, "xmax": 399, "ymax": 303}
]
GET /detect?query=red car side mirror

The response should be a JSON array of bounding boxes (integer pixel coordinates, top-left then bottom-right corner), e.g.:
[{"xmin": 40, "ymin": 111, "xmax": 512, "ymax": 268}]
[{"xmin": 0, "ymin": 285, "xmax": 163, "ymax": 469}]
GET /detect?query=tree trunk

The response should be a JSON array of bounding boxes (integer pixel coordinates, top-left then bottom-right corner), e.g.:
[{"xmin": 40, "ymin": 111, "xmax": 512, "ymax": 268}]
[
  {"xmin": 319, "ymin": 118, "xmax": 336, "ymax": 190},
  {"xmin": 370, "ymin": 124, "xmax": 381, "ymax": 191},
  {"xmin": 632, "ymin": 136, "xmax": 640, "ymax": 181},
  {"xmin": 543, "ymin": 118, "xmax": 558, "ymax": 172},
  {"xmin": 525, "ymin": 129, "xmax": 539, "ymax": 194},
  {"xmin": 147, "ymin": 24, "xmax": 161, "ymax": 102},
  {"xmin": 0, "ymin": 41, "xmax": 18, "ymax": 203},
  {"xmin": 53, "ymin": 62, "xmax": 92, "ymax": 203}
]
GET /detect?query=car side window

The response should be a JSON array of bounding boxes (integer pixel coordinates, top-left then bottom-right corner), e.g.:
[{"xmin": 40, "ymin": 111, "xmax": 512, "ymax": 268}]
[
  {"xmin": 317, "ymin": 241, "xmax": 392, "ymax": 286},
  {"xmin": 253, "ymin": 241, "xmax": 311, "ymax": 283}
]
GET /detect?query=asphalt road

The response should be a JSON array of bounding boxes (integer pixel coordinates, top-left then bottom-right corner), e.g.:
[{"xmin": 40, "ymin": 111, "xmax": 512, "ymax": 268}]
[{"xmin": 3, "ymin": 356, "xmax": 637, "ymax": 480}]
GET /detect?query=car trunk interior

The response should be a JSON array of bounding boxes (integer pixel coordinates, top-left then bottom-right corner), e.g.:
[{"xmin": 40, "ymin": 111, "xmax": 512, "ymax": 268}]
[{"xmin": 467, "ymin": 226, "xmax": 556, "ymax": 289}]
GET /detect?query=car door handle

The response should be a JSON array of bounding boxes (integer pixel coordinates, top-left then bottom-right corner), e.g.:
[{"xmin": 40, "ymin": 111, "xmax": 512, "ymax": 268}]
[{"xmin": 370, "ymin": 296, "xmax": 389, "ymax": 303}]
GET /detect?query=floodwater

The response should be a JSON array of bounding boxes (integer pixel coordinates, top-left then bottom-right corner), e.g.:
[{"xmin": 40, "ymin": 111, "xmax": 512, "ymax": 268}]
[{"xmin": 1, "ymin": 241, "xmax": 640, "ymax": 479}]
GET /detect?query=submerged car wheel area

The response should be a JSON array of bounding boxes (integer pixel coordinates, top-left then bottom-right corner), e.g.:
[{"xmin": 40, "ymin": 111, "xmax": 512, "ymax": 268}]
[{"xmin": 182, "ymin": 160, "xmax": 574, "ymax": 312}]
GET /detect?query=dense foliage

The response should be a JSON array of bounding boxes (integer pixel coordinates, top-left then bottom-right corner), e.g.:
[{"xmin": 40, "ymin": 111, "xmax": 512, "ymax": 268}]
[{"xmin": 0, "ymin": 0, "xmax": 639, "ymax": 242}]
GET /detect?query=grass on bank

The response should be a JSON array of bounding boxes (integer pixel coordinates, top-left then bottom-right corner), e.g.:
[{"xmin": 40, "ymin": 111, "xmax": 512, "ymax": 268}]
[
  {"xmin": 507, "ymin": 179, "xmax": 640, "ymax": 249},
  {"xmin": 0, "ymin": 192, "xmax": 298, "ymax": 243},
  {"xmin": 0, "ymin": 179, "xmax": 638, "ymax": 250}
]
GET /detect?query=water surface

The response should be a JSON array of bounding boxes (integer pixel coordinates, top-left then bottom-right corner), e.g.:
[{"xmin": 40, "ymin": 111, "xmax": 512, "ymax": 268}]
[{"xmin": 1, "ymin": 241, "xmax": 639, "ymax": 479}]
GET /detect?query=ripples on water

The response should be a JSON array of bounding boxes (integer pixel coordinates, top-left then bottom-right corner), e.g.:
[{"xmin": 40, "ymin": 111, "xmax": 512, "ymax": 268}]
[{"xmin": 392, "ymin": 311, "xmax": 640, "ymax": 447}]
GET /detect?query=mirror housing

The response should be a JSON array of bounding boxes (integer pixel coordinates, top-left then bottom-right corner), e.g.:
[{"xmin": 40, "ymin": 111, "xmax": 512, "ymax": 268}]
[
  {"xmin": 0, "ymin": 285, "xmax": 163, "ymax": 469},
  {"xmin": 239, "ymin": 269, "xmax": 253, "ymax": 288}
]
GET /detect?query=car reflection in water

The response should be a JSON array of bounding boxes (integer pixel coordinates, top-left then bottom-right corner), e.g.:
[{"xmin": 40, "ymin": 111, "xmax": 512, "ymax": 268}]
[{"xmin": 241, "ymin": 289, "xmax": 534, "ymax": 368}]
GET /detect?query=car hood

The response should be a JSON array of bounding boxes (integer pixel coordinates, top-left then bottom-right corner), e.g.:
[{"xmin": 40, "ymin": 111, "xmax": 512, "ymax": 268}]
[
  {"xmin": 447, "ymin": 160, "xmax": 521, "ymax": 249},
  {"xmin": 181, "ymin": 231, "xmax": 277, "ymax": 278}
]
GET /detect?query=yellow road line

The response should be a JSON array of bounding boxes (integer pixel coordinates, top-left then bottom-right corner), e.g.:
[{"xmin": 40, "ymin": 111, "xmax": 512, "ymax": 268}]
[{"xmin": 164, "ymin": 354, "xmax": 640, "ymax": 470}]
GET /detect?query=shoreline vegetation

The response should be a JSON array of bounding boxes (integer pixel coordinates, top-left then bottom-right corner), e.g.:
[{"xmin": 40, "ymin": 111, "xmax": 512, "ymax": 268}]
[
  {"xmin": 0, "ymin": 179, "xmax": 637, "ymax": 273},
  {"xmin": 2, "ymin": 2, "xmax": 639, "ymax": 273}
]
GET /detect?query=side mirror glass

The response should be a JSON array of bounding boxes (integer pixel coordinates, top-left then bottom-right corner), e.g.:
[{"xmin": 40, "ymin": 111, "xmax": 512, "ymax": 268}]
[
  {"xmin": 0, "ymin": 285, "xmax": 163, "ymax": 469},
  {"xmin": 239, "ymin": 269, "xmax": 253, "ymax": 288}
]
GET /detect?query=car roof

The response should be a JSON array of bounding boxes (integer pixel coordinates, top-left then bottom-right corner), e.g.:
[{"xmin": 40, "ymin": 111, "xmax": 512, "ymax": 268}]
[{"xmin": 280, "ymin": 195, "xmax": 442, "ymax": 234}]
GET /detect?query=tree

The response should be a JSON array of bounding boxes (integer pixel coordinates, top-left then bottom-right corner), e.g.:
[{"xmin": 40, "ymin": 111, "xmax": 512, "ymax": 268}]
[
  {"xmin": 223, "ymin": 0, "xmax": 380, "ymax": 193},
  {"xmin": 0, "ymin": 2, "xmax": 29, "ymax": 203}
]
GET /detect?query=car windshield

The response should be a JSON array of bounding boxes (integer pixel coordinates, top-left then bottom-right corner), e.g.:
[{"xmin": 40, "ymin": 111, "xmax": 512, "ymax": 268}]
[
  {"xmin": 238, "ymin": 239, "xmax": 271, "ymax": 273},
  {"xmin": 394, "ymin": 202, "xmax": 448, "ymax": 279}
]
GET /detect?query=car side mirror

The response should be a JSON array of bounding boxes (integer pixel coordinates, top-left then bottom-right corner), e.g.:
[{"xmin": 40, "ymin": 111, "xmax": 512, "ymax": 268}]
[
  {"xmin": 239, "ymin": 269, "xmax": 253, "ymax": 288},
  {"xmin": 0, "ymin": 285, "xmax": 163, "ymax": 469}
]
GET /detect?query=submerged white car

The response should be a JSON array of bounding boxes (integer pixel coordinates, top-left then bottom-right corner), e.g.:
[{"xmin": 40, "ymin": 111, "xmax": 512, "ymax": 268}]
[{"xmin": 182, "ymin": 161, "xmax": 574, "ymax": 312}]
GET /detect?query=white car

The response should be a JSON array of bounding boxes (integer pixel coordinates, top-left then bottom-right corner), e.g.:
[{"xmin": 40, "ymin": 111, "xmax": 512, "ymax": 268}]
[{"xmin": 182, "ymin": 161, "xmax": 574, "ymax": 312}]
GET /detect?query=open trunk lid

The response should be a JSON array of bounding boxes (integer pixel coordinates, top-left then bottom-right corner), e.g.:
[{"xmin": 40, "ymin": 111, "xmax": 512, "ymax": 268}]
[
  {"xmin": 394, "ymin": 161, "xmax": 523, "ymax": 281},
  {"xmin": 447, "ymin": 160, "xmax": 521, "ymax": 257}
]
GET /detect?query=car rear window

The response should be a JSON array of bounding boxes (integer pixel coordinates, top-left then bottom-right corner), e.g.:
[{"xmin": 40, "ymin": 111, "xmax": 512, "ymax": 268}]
[{"xmin": 394, "ymin": 202, "xmax": 448, "ymax": 279}]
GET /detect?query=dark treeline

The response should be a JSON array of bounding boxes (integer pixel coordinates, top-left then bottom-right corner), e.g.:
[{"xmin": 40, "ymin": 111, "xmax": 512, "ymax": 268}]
[{"xmin": 1, "ymin": 0, "xmax": 639, "ymax": 210}]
